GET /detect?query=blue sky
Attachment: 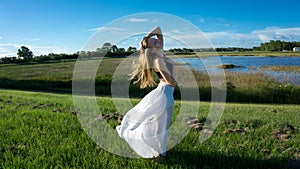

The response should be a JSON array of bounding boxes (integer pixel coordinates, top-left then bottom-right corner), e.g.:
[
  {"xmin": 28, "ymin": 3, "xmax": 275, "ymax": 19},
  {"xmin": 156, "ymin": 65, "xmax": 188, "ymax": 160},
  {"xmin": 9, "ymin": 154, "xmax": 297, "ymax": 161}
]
[{"xmin": 1, "ymin": 0, "xmax": 300, "ymax": 57}]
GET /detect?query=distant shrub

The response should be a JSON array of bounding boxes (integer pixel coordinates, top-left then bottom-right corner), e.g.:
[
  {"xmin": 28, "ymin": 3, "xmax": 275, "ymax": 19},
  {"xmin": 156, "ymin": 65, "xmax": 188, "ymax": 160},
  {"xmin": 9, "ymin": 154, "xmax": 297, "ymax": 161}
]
[{"xmin": 217, "ymin": 64, "xmax": 243, "ymax": 69}]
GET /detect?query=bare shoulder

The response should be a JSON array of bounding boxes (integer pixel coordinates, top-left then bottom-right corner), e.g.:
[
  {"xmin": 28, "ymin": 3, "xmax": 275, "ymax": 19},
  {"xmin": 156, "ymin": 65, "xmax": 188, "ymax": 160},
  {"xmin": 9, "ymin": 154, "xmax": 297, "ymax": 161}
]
[
  {"xmin": 153, "ymin": 56, "xmax": 166, "ymax": 67},
  {"xmin": 153, "ymin": 56, "xmax": 163, "ymax": 63}
]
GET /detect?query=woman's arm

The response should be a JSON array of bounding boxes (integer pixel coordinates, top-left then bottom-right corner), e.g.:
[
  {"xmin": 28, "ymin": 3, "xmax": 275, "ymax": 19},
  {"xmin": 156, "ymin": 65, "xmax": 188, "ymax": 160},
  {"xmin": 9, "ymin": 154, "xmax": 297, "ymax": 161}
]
[
  {"xmin": 154, "ymin": 57, "xmax": 177, "ymax": 87},
  {"xmin": 145, "ymin": 26, "xmax": 164, "ymax": 47}
]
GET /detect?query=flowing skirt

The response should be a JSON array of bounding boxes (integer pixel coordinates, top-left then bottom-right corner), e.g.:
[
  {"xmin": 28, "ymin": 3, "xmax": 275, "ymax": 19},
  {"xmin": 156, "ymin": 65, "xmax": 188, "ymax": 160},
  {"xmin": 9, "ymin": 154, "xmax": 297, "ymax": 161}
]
[{"xmin": 116, "ymin": 81, "xmax": 175, "ymax": 158}]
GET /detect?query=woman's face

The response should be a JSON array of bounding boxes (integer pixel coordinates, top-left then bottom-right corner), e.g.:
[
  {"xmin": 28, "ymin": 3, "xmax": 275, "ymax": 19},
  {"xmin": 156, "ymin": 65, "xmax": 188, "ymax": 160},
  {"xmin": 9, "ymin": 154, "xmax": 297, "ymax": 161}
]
[
  {"xmin": 141, "ymin": 37, "xmax": 163, "ymax": 49},
  {"xmin": 146, "ymin": 38, "xmax": 163, "ymax": 49}
]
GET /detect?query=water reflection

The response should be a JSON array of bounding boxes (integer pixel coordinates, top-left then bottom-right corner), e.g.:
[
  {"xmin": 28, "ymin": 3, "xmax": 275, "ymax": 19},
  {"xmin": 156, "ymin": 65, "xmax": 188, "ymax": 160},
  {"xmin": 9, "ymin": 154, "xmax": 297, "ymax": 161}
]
[{"xmin": 174, "ymin": 56, "xmax": 300, "ymax": 85}]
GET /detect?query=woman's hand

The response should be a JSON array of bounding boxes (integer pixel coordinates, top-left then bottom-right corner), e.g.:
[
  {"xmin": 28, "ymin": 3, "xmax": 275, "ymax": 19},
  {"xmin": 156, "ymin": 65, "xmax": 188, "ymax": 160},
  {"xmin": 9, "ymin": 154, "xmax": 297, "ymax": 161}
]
[
  {"xmin": 145, "ymin": 26, "xmax": 163, "ymax": 47},
  {"xmin": 146, "ymin": 26, "xmax": 161, "ymax": 38}
]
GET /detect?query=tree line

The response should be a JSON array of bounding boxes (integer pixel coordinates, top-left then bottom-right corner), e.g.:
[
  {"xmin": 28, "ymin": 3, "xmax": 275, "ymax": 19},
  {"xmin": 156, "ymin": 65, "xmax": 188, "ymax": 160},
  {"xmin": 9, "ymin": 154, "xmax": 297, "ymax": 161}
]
[
  {"xmin": 167, "ymin": 40, "xmax": 300, "ymax": 53},
  {"xmin": 0, "ymin": 43, "xmax": 137, "ymax": 64},
  {"xmin": 253, "ymin": 40, "xmax": 300, "ymax": 51},
  {"xmin": 79, "ymin": 42, "xmax": 137, "ymax": 58},
  {"xmin": 1, "ymin": 40, "xmax": 300, "ymax": 64}
]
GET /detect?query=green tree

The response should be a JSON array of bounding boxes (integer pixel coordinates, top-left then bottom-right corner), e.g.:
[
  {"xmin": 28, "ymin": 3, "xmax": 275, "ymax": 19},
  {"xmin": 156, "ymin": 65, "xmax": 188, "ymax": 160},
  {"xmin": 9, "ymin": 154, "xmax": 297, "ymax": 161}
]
[
  {"xmin": 17, "ymin": 46, "xmax": 33, "ymax": 60},
  {"xmin": 127, "ymin": 46, "xmax": 137, "ymax": 52},
  {"xmin": 117, "ymin": 48, "xmax": 125, "ymax": 53},
  {"xmin": 111, "ymin": 45, "xmax": 118, "ymax": 53},
  {"xmin": 101, "ymin": 42, "xmax": 112, "ymax": 52}
]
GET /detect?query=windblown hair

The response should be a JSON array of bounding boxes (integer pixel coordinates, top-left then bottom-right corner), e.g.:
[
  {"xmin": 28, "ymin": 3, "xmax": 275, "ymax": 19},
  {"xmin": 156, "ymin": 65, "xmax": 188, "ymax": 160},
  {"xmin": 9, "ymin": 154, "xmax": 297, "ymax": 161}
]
[{"xmin": 130, "ymin": 48, "xmax": 156, "ymax": 88}]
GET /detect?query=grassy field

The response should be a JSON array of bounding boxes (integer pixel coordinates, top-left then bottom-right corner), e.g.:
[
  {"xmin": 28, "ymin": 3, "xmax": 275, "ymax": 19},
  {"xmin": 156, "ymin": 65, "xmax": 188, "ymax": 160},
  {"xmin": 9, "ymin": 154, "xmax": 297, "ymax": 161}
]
[
  {"xmin": 0, "ymin": 89, "xmax": 299, "ymax": 168},
  {"xmin": 1, "ymin": 57, "xmax": 299, "ymax": 104},
  {"xmin": 0, "ymin": 58, "xmax": 120, "ymax": 81},
  {"xmin": 0, "ymin": 58, "xmax": 121, "ymax": 93},
  {"xmin": 257, "ymin": 65, "xmax": 300, "ymax": 73}
]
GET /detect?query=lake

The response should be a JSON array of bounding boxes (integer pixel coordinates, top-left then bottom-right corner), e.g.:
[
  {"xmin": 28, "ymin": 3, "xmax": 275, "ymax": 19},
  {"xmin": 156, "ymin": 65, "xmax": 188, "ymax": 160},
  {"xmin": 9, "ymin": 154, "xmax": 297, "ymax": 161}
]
[{"xmin": 173, "ymin": 56, "xmax": 300, "ymax": 85}]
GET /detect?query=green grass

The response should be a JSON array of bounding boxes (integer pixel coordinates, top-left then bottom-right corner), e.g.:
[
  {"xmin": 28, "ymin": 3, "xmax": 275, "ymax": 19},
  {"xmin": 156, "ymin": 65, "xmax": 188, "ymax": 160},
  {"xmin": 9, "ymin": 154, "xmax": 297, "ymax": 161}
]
[
  {"xmin": 1, "ymin": 89, "xmax": 299, "ymax": 168},
  {"xmin": 0, "ymin": 58, "xmax": 122, "ymax": 81},
  {"xmin": 1, "ymin": 57, "xmax": 300, "ymax": 104},
  {"xmin": 259, "ymin": 65, "xmax": 300, "ymax": 73},
  {"xmin": 0, "ymin": 57, "xmax": 123, "ymax": 94}
]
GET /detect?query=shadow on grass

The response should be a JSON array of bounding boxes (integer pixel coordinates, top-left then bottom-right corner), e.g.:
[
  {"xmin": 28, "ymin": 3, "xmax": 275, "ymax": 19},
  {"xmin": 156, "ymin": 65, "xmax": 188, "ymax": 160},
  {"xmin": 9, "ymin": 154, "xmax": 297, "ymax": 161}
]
[
  {"xmin": 0, "ymin": 78, "xmax": 72, "ymax": 93},
  {"xmin": 160, "ymin": 150, "xmax": 292, "ymax": 169},
  {"xmin": 1, "ymin": 77, "xmax": 300, "ymax": 104},
  {"xmin": 0, "ymin": 59, "xmax": 77, "ymax": 68}
]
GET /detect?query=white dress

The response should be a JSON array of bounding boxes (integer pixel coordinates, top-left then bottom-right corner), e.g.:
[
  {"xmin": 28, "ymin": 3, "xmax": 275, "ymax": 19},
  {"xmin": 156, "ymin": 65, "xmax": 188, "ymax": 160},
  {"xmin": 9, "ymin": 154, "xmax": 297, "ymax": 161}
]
[
  {"xmin": 116, "ymin": 49, "xmax": 175, "ymax": 158},
  {"xmin": 116, "ymin": 81, "xmax": 174, "ymax": 158}
]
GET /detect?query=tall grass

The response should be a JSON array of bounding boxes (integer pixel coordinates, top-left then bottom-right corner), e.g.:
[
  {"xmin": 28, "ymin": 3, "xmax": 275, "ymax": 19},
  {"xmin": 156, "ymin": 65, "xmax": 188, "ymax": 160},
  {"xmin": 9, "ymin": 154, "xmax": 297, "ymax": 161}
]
[
  {"xmin": 191, "ymin": 70, "xmax": 300, "ymax": 103},
  {"xmin": 259, "ymin": 65, "xmax": 300, "ymax": 73},
  {"xmin": 0, "ymin": 57, "xmax": 299, "ymax": 103}
]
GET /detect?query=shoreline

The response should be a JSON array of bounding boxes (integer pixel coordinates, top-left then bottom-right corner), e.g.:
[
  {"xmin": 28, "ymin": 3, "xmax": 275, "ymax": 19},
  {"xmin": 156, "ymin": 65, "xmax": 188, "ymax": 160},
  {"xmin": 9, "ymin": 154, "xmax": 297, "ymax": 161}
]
[{"xmin": 167, "ymin": 51, "xmax": 300, "ymax": 58}]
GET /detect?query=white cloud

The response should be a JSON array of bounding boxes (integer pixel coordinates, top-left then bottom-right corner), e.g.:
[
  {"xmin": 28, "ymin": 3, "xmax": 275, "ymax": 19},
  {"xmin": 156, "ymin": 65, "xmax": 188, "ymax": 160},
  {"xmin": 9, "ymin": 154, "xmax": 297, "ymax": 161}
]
[
  {"xmin": 167, "ymin": 27, "xmax": 300, "ymax": 48},
  {"xmin": 2, "ymin": 26, "xmax": 299, "ymax": 57},
  {"xmin": 251, "ymin": 27, "xmax": 300, "ymax": 42},
  {"xmin": 164, "ymin": 30, "xmax": 215, "ymax": 48},
  {"xmin": 205, "ymin": 31, "xmax": 233, "ymax": 39},
  {"xmin": 217, "ymin": 18, "xmax": 227, "ymax": 22},
  {"xmin": 84, "ymin": 26, "xmax": 124, "ymax": 32},
  {"xmin": 0, "ymin": 42, "xmax": 76, "ymax": 58},
  {"xmin": 151, "ymin": 19, "xmax": 159, "ymax": 23},
  {"xmin": 20, "ymin": 38, "xmax": 41, "ymax": 43},
  {"xmin": 163, "ymin": 29, "xmax": 262, "ymax": 48},
  {"xmin": 126, "ymin": 18, "xmax": 149, "ymax": 23},
  {"xmin": 110, "ymin": 26, "xmax": 300, "ymax": 48},
  {"xmin": 0, "ymin": 43, "xmax": 20, "ymax": 57},
  {"xmin": 29, "ymin": 45, "xmax": 76, "ymax": 56},
  {"xmin": 257, "ymin": 34, "xmax": 269, "ymax": 42},
  {"xmin": 199, "ymin": 17, "xmax": 205, "ymax": 23}
]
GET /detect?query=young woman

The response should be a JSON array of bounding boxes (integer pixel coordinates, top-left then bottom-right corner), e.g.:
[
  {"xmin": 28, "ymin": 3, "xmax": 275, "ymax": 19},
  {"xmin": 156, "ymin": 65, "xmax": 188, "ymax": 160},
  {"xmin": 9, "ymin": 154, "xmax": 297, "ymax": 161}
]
[{"xmin": 116, "ymin": 26, "xmax": 177, "ymax": 158}]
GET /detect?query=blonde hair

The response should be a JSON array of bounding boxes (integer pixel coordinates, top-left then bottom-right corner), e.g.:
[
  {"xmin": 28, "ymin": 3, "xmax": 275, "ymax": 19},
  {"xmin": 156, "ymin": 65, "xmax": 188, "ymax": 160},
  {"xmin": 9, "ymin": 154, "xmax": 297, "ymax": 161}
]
[{"xmin": 130, "ymin": 44, "xmax": 156, "ymax": 88}]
